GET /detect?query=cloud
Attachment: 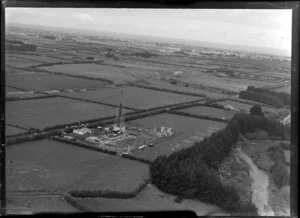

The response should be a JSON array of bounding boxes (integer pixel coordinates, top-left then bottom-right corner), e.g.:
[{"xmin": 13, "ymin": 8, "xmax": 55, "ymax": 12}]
[{"xmin": 72, "ymin": 13, "xmax": 94, "ymax": 22}]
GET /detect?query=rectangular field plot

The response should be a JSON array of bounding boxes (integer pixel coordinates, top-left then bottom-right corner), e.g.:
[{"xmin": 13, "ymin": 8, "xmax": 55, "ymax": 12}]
[
  {"xmin": 7, "ymin": 139, "xmax": 149, "ymax": 193},
  {"xmin": 6, "ymin": 72, "xmax": 108, "ymax": 92},
  {"xmin": 181, "ymin": 74, "xmax": 280, "ymax": 92},
  {"xmin": 6, "ymin": 97, "xmax": 122, "ymax": 129},
  {"xmin": 138, "ymin": 79, "xmax": 229, "ymax": 99},
  {"xmin": 6, "ymin": 125, "xmax": 27, "ymax": 136},
  {"xmin": 178, "ymin": 105, "xmax": 236, "ymax": 119},
  {"xmin": 6, "ymin": 195, "xmax": 77, "ymax": 214},
  {"xmin": 70, "ymin": 185, "xmax": 222, "ymax": 215},
  {"xmin": 61, "ymin": 86, "xmax": 199, "ymax": 110},
  {"xmin": 216, "ymin": 100, "xmax": 277, "ymax": 113},
  {"xmin": 39, "ymin": 63, "xmax": 137, "ymax": 83},
  {"xmin": 6, "ymin": 57, "xmax": 43, "ymax": 68},
  {"xmin": 127, "ymin": 113, "xmax": 226, "ymax": 161},
  {"xmin": 7, "ymin": 54, "xmax": 66, "ymax": 63}
]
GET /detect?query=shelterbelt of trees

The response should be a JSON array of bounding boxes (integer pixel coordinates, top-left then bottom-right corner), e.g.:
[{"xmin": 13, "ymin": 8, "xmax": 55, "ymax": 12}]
[
  {"xmin": 150, "ymin": 105, "xmax": 290, "ymax": 214},
  {"xmin": 239, "ymin": 86, "xmax": 291, "ymax": 108}
]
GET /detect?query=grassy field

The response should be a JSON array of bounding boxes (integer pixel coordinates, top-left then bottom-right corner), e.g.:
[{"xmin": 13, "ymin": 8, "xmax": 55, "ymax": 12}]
[
  {"xmin": 6, "ymin": 139, "xmax": 149, "ymax": 193},
  {"xmin": 6, "ymin": 97, "xmax": 122, "ymax": 129},
  {"xmin": 40, "ymin": 63, "xmax": 137, "ymax": 83},
  {"xmin": 6, "ymin": 72, "xmax": 109, "ymax": 91},
  {"xmin": 135, "ymin": 79, "xmax": 229, "ymax": 99},
  {"xmin": 216, "ymin": 100, "xmax": 279, "ymax": 114},
  {"xmin": 6, "ymin": 195, "xmax": 77, "ymax": 214},
  {"xmin": 181, "ymin": 74, "xmax": 280, "ymax": 92},
  {"xmin": 6, "ymin": 57, "xmax": 43, "ymax": 68},
  {"xmin": 7, "ymin": 54, "xmax": 67, "ymax": 63},
  {"xmin": 127, "ymin": 113, "xmax": 226, "ymax": 161},
  {"xmin": 69, "ymin": 184, "xmax": 225, "ymax": 216},
  {"xmin": 60, "ymin": 86, "xmax": 199, "ymax": 110},
  {"xmin": 178, "ymin": 105, "xmax": 236, "ymax": 119},
  {"xmin": 273, "ymin": 86, "xmax": 291, "ymax": 94},
  {"xmin": 6, "ymin": 125, "xmax": 27, "ymax": 136}
]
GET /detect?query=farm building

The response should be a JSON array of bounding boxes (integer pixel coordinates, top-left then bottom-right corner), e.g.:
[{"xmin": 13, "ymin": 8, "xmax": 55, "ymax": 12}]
[{"xmin": 73, "ymin": 127, "xmax": 92, "ymax": 135}]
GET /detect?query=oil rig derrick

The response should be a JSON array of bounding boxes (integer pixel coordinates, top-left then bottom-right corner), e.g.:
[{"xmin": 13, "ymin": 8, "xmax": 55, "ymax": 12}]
[{"xmin": 114, "ymin": 90, "xmax": 125, "ymax": 132}]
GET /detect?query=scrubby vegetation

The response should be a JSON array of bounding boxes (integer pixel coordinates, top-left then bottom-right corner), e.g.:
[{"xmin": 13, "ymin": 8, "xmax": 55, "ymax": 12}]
[
  {"xmin": 239, "ymin": 86, "xmax": 291, "ymax": 108},
  {"xmin": 150, "ymin": 109, "xmax": 290, "ymax": 213}
]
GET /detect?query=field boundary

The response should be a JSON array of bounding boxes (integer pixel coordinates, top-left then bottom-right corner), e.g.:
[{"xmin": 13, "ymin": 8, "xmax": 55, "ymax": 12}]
[
  {"xmin": 51, "ymin": 136, "xmax": 152, "ymax": 164},
  {"xmin": 126, "ymin": 82, "xmax": 207, "ymax": 98},
  {"xmin": 167, "ymin": 111, "xmax": 229, "ymax": 123},
  {"xmin": 68, "ymin": 179, "xmax": 149, "ymax": 199}
]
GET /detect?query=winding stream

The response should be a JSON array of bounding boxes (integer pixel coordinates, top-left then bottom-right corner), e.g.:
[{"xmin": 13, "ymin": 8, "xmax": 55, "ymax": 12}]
[{"xmin": 237, "ymin": 149, "xmax": 274, "ymax": 216}]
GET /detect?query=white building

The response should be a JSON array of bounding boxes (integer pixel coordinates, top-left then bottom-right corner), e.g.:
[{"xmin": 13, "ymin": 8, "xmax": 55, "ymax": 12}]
[{"xmin": 73, "ymin": 127, "xmax": 92, "ymax": 135}]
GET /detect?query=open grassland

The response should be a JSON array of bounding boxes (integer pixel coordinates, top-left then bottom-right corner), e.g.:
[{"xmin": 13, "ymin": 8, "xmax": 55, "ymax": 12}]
[
  {"xmin": 6, "ymin": 72, "xmax": 108, "ymax": 91},
  {"xmin": 60, "ymin": 86, "xmax": 199, "ymax": 110},
  {"xmin": 6, "ymin": 97, "xmax": 122, "ymax": 129},
  {"xmin": 127, "ymin": 113, "xmax": 226, "ymax": 161},
  {"xmin": 7, "ymin": 139, "xmax": 149, "ymax": 193},
  {"xmin": 273, "ymin": 86, "xmax": 291, "ymax": 94},
  {"xmin": 6, "ymin": 125, "xmax": 27, "ymax": 136},
  {"xmin": 39, "ymin": 63, "xmax": 137, "ymax": 83},
  {"xmin": 134, "ymin": 79, "xmax": 229, "ymax": 99},
  {"xmin": 69, "ymin": 184, "xmax": 226, "ymax": 216},
  {"xmin": 6, "ymin": 54, "xmax": 65, "ymax": 63},
  {"xmin": 178, "ymin": 105, "xmax": 236, "ymax": 119},
  {"xmin": 6, "ymin": 195, "xmax": 78, "ymax": 214},
  {"xmin": 6, "ymin": 57, "xmax": 43, "ymax": 68},
  {"xmin": 216, "ymin": 100, "xmax": 281, "ymax": 114},
  {"xmin": 181, "ymin": 74, "xmax": 280, "ymax": 92}
]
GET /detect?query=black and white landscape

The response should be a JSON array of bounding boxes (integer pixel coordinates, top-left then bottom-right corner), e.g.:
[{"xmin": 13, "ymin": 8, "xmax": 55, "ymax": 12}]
[{"xmin": 4, "ymin": 8, "xmax": 291, "ymax": 216}]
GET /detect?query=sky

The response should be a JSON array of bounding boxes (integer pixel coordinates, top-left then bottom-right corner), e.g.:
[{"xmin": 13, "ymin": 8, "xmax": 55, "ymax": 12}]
[{"xmin": 6, "ymin": 8, "xmax": 292, "ymax": 55}]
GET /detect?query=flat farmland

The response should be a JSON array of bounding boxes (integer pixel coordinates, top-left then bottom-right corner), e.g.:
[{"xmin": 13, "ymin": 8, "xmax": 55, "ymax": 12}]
[
  {"xmin": 6, "ymin": 72, "xmax": 109, "ymax": 91},
  {"xmin": 6, "ymin": 125, "xmax": 27, "ymax": 136},
  {"xmin": 39, "ymin": 63, "xmax": 137, "ymax": 83},
  {"xmin": 7, "ymin": 54, "xmax": 64, "ymax": 63},
  {"xmin": 71, "ymin": 184, "xmax": 224, "ymax": 216},
  {"xmin": 6, "ymin": 97, "xmax": 122, "ymax": 129},
  {"xmin": 7, "ymin": 139, "xmax": 149, "ymax": 193},
  {"xmin": 60, "ymin": 86, "xmax": 199, "ymax": 110},
  {"xmin": 138, "ymin": 79, "xmax": 229, "ymax": 99},
  {"xmin": 6, "ymin": 57, "xmax": 43, "ymax": 68},
  {"xmin": 6, "ymin": 90, "xmax": 47, "ymax": 99},
  {"xmin": 6, "ymin": 195, "xmax": 77, "ymax": 214},
  {"xmin": 273, "ymin": 86, "xmax": 291, "ymax": 94},
  {"xmin": 181, "ymin": 74, "xmax": 280, "ymax": 92},
  {"xmin": 216, "ymin": 100, "xmax": 278, "ymax": 113},
  {"xmin": 127, "ymin": 113, "xmax": 226, "ymax": 161},
  {"xmin": 178, "ymin": 105, "xmax": 236, "ymax": 119}
]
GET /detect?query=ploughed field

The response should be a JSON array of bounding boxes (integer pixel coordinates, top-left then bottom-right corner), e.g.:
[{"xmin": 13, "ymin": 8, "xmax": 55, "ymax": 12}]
[
  {"xmin": 6, "ymin": 97, "xmax": 126, "ymax": 129},
  {"xmin": 178, "ymin": 105, "xmax": 236, "ymax": 119},
  {"xmin": 60, "ymin": 86, "xmax": 199, "ymax": 110},
  {"xmin": 6, "ymin": 139, "xmax": 149, "ymax": 193},
  {"xmin": 127, "ymin": 113, "xmax": 226, "ymax": 161},
  {"xmin": 6, "ymin": 72, "xmax": 109, "ymax": 92}
]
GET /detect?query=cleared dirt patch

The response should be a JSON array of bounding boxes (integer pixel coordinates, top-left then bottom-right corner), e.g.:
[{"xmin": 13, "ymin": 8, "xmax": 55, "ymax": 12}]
[{"xmin": 127, "ymin": 113, "xmax": 226, "ymax": 161}]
